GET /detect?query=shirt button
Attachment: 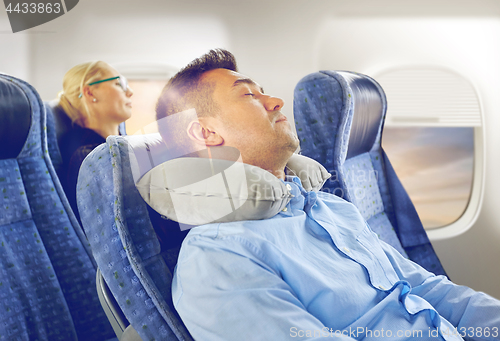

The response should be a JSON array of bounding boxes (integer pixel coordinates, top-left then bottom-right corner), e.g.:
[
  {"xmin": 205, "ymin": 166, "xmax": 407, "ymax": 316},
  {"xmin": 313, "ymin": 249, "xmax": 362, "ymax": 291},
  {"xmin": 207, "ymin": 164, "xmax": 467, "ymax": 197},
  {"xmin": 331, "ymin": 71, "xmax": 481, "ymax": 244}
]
[
  {"xmin": 282, "ymin": 207, "xmax": 288, "ymax": 212},
  {"xmin": 286, "ymin": 184, "xmax": 292, "ymax": 191}
]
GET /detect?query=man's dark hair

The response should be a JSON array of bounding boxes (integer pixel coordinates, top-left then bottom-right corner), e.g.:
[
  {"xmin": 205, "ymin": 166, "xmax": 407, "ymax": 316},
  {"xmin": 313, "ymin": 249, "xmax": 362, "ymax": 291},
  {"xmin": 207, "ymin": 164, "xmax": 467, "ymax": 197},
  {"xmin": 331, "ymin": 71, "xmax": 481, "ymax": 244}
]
[{"xmin": 155, "ymin": 48, "xmax": 238, "ymax": 149}]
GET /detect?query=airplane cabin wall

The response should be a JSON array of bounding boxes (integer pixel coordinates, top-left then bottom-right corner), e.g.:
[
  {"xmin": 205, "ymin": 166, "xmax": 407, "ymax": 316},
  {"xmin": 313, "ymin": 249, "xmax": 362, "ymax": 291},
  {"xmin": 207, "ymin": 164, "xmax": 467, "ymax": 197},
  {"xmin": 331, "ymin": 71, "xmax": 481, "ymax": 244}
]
[
  {"xmin": 1, "ymin": 0, "xmax": 499, "ymax": 298},
  {"xmin": 0, "ymin": 19, "xmax": 30, "ymax": 80}
]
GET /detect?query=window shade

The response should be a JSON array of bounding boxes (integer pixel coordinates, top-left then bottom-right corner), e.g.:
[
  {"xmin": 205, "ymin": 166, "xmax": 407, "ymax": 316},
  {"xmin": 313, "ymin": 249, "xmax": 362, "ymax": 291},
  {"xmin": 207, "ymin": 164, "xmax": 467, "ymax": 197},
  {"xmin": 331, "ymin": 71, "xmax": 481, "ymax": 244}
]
[{"xmin": 375, "ymin": 68, "xmax": 481, "ymax": 127}]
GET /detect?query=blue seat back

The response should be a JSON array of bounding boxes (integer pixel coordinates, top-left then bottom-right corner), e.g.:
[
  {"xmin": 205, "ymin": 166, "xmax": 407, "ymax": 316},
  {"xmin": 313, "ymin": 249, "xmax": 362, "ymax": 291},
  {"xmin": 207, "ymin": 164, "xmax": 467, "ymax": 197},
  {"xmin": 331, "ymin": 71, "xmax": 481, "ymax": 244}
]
[
  {"xmin": 293, "ymin": 70, "xmax": 447, "ymax": 276},
  {"xmin": 77, "ymin": 134, "xmax": 193, "ymax": 341},
  {"xmin": 0, "ymin": 73, "xmax": 115, "ymax": 341},
  {"xmin": 44, "ymin": 100, "xmax": 70, "ymax": 173}
]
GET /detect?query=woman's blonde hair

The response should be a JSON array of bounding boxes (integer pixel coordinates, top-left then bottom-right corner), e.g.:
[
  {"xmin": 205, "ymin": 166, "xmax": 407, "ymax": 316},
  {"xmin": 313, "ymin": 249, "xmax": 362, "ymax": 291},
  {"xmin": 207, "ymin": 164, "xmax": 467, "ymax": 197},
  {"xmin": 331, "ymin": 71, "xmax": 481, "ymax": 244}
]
[{"xmin": 57, "ymin": 61, "xmax": 108, "ymax": 126}]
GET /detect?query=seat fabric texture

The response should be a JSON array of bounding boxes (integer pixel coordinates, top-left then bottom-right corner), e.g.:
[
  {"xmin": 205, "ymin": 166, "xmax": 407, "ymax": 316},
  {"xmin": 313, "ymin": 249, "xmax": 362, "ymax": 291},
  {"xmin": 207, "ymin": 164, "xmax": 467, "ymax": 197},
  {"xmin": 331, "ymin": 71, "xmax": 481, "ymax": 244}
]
[
  {"xmin": 293, "ymin": 70, "xmax": 447, "ymax": 277},
  {"xmin": 0, "ymin": 73, "xmax": 116, "ymax": 341},
  {"xmin": 77, "ymin": 135, "xmax": 193, "ymax": 341},
  {"xmin": 44, "ymin": 100, "xmax": 68, "ymax": 173}
]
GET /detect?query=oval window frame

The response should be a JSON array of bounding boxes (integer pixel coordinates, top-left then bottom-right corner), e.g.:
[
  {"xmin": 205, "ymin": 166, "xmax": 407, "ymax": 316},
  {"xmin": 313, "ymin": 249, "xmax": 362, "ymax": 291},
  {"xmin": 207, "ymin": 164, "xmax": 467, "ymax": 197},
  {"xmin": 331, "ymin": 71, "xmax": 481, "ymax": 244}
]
[{"xmin": 370, "ymin": 65, "xmax": 485, "ymax": 240}]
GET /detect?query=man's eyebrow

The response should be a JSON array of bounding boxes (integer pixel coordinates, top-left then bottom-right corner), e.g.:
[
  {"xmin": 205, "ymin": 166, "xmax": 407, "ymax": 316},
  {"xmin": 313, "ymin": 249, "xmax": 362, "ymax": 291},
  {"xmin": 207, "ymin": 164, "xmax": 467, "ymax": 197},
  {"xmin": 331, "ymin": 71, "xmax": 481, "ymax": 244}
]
[{"xmin": 232, "ymin": 78, "xmax": 265, "ymax": 93}]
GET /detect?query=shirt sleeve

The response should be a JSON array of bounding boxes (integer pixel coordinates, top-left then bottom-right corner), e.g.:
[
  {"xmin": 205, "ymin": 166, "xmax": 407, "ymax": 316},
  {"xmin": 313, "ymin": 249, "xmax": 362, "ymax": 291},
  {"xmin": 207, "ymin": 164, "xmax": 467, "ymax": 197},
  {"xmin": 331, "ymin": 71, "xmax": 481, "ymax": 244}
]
[
  {"xmin": 172, "ymin": 235, "xmax": 356, "ymax": 341},
  {"xmin": 380, "ymin": 240, "xmax": 500, "ymax": 340}
]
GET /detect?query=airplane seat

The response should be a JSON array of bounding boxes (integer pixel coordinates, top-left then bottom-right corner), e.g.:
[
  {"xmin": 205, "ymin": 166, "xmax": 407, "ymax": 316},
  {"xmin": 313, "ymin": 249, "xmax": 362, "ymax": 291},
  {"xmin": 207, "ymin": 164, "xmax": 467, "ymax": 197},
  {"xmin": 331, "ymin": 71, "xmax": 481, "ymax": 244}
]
[
  {"xmin": 44, "ymin": 99, "xmax": 73, "ymax": 172},
  {"xmin": 293, "ymin": 70, "xmax": 447, "ymax": 277},
  {"xmin": 0, "ymin": 73, "xmax": 116, "ymax": 341},
  {"xmin": 44, "ymin": 99, "xmax": 127, "ymax": 230},
  {"xmin": 77, "ymin": 133, "xmax": 194, "ymax": 341}
]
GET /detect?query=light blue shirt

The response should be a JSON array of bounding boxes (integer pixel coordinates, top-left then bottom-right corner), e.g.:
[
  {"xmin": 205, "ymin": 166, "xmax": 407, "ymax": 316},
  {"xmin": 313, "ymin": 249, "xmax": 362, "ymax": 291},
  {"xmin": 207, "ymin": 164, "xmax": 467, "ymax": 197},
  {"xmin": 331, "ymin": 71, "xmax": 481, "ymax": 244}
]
[{"xmin": 172, "ymin": 177, "xmax": 500, "ymax": 340}]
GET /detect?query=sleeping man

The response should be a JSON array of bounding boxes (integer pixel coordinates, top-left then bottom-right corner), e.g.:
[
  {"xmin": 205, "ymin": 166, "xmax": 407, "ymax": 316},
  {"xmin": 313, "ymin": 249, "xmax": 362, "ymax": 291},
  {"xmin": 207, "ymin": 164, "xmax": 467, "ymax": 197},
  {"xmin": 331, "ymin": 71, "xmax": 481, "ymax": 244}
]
[{"xmin": 155, "ymin": 49, "xmax": 500, "ymax": 340}]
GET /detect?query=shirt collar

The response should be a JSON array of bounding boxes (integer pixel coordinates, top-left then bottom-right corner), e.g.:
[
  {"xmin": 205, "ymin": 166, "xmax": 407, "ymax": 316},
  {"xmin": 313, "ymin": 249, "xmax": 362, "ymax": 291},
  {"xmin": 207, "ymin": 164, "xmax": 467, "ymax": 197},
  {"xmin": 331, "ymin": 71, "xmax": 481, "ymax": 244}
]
[{"xmin": 282, "ymin": 176, "xmax": 318, "ymax": 214}]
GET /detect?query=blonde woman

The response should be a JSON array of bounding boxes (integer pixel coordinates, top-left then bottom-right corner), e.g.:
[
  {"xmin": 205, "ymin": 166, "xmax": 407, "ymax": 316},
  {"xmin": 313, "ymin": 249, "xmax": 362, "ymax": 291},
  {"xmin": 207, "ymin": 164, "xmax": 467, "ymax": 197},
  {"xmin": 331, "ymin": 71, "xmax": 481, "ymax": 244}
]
[{"xmin": 57, "ymin": 61, "xmax": 133, "ymax": 223}]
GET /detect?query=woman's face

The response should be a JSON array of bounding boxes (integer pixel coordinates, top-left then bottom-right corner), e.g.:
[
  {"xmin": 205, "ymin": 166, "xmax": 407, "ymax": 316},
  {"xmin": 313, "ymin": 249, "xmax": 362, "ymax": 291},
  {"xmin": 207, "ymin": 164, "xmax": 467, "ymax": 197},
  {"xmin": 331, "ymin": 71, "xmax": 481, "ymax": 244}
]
[{"xmin": 91, "ymin": 64, "xmax": 133, "ymax": 124}]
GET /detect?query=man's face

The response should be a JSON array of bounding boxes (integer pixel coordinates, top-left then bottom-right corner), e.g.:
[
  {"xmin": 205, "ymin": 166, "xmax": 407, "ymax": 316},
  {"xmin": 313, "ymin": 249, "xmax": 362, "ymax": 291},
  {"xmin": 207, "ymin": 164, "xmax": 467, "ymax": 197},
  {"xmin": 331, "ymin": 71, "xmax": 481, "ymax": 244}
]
[{"xmin": 201, "ymin": 68, "xmax": 299, "ymax": 173}]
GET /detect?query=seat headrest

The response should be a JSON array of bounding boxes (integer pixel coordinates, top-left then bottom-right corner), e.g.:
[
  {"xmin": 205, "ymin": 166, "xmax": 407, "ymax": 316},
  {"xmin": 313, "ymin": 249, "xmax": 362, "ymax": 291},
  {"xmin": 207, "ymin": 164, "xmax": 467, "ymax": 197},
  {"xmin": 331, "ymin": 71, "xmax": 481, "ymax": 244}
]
[
  {"xmin": 0, "ymin": 77, "xmax": 32, "ymax": 160},
  {"xmin": 294, "ymin": 71, "xmax": 386, "ymax": 161},
  {"xmin": 45, "ymin": 99, "xmax": 74, "ymax": 143},
  {"xmin": 322, "ymin": 71, "xmax": 385, "ymax": 159}
]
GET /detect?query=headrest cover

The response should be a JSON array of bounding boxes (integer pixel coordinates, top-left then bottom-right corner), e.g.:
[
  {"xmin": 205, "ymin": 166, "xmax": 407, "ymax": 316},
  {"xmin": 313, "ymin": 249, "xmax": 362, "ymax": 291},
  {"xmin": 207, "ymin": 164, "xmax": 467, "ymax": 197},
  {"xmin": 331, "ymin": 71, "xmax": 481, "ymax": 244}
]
[
  {"xmin": 0, "ymin": 77, "xmax": 31, "ymax": 159},
  {"xmin": 45, "ymin": 99, "xmax": 73, "ymax": 143},
  {"xmin": 320, "ymin": 71, "xmax": 385, "ymax": 159}
]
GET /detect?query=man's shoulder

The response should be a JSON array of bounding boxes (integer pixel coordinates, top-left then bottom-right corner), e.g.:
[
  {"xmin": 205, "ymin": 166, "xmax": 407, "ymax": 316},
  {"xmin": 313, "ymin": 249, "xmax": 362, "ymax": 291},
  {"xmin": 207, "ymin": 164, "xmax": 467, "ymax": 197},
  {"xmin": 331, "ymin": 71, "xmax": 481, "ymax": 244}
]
[
  {"xmin": 182, "ymin": 218, "xmax": 277, "ymax": 243},
  {"xmin": 178, "ymin": 216, "xmax": 292, "ymax": 258},
  {"xmin": 175, "ymin": 221, "xmax": 276, "ymax": 273}
]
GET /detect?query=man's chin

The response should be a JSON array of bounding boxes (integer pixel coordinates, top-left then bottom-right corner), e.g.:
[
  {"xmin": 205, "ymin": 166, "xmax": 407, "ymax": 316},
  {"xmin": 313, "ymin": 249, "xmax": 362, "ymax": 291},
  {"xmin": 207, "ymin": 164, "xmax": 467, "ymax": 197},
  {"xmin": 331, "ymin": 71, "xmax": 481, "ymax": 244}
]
[
  {"xmin": 281, "ymin": 140, "xmax": 300, "ymax": 164},
  {"xmin": 287, "ymin": 135, "xmax": 300, "ymax": 152}
]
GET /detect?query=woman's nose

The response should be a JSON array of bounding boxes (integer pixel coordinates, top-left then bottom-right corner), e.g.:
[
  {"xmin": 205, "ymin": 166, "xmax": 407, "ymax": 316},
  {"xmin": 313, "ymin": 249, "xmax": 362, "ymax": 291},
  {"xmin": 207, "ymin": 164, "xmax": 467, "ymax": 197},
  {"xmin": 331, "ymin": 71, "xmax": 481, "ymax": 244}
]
[{"xmin": 126, "ymin": 87, "xmax": 134, "ymax": 97}]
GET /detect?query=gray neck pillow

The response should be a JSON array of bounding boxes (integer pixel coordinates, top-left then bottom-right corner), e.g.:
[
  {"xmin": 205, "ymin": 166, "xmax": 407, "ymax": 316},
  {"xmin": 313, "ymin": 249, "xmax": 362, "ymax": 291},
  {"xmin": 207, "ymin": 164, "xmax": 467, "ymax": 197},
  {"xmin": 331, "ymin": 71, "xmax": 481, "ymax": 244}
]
[{"xmin": 129, "ymin": 134, "xmax": 330, "ymax": 227}]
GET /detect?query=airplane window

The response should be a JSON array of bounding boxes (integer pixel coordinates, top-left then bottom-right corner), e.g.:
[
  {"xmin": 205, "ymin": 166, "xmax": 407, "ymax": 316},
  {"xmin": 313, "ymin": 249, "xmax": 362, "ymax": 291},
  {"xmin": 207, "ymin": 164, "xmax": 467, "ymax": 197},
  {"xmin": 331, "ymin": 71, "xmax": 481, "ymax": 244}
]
[
  {"xmin": 376, "ymin": 67, "xmax": 481, "ymax": 230},
  {"xmin": 382, "ymin": 127, "xmax": 474, "ymax": 229},
  {"xmin": 126, "ymin": 79, "xmax": 168, "ymax": 135}
]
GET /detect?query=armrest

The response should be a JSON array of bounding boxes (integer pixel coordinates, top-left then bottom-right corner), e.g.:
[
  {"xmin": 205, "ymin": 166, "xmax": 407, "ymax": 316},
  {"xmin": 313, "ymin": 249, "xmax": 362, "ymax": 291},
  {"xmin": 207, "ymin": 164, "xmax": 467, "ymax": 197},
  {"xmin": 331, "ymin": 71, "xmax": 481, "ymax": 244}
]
[
  {"xmin": 122, "ymin": 325, "xmax": 143, "ymax": 341},
  {"xmin": 96, "ymin": 268, "xmax": 130, "ymax": 340}
]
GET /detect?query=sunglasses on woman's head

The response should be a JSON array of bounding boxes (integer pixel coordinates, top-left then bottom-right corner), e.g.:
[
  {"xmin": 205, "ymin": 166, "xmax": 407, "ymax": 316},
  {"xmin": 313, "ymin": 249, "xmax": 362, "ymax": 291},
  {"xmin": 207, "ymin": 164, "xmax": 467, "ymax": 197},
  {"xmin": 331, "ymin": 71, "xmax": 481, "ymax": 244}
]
[{"xmin": 78, "ymin": 75, "xmax": 129, "ymax": 98}]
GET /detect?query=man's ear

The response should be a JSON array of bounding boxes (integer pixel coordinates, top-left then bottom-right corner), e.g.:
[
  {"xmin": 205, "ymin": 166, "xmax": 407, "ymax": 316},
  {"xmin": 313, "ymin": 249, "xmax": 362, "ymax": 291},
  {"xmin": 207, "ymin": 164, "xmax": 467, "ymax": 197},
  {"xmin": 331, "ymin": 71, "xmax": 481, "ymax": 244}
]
[{"xmin": 186, "ymin": 119, "xmax": 224, "ymax": 146}]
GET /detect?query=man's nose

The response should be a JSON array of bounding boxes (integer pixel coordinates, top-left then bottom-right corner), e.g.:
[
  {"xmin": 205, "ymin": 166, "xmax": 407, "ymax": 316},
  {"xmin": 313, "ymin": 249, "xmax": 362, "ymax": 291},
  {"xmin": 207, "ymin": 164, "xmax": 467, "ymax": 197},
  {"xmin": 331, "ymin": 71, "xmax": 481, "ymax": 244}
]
[
  {"xmin": 264, "ymin": 95, "xmax": 285, "ymax": 111},
  {"xmin": 126, "ymin": 87, "xmax": 134, "ymax": 97}
]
